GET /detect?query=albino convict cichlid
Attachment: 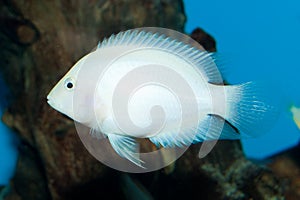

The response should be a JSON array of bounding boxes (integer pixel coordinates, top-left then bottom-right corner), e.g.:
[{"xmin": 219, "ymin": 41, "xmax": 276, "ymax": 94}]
[{"xmin": 47, "ymin": 28, "xmax": 276, "ymax": 168}]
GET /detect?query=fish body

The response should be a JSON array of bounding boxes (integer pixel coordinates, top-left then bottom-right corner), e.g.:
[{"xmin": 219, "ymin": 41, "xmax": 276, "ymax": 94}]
[{"xmin": 47, "ymin": 28, "xmax": 275, "ymax": 168}]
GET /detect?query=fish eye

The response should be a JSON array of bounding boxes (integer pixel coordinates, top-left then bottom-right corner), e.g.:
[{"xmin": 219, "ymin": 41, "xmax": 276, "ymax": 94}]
[{"xmin": 64, "ymin": 78, "xmax": 75, "ymax": 90}]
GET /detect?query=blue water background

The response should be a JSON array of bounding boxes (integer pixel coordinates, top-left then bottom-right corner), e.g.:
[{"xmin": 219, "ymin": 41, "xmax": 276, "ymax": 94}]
[
  {"xmin": 0, "ymin": 77, "xmax": 18, "ymax": 186},
  {"xmin": 184, "ymin": 0, "xmax": 300, "ymax": 158}
]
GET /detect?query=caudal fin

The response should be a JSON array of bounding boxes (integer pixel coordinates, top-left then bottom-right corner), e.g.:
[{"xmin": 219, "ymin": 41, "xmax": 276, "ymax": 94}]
[{"xmin": 224, "ymin": 82, "xmax": 280, "ymax": 137}]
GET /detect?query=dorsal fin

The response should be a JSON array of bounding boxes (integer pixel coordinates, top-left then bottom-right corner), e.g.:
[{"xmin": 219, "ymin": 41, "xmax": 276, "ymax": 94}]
[{"xmin": 96, "ymin": 28, "xmax": 224, "ymax": 84}]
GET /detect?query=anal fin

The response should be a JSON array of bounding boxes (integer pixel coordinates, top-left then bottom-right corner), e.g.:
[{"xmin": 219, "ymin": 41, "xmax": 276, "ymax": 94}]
[
  {"xmin": 149, "ymin": 114, "xmax": 241, "ymax": 150},
  {"xmin": 195, "ymin": 114, "xmax": 240, "ymax": 158}
]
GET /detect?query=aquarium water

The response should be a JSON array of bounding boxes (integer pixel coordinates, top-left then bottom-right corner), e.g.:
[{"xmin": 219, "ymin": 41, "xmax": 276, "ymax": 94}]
[
  {"xmin": 184, "ymin": 0, "xmax": 300, "ymax": 159},
  {"xmin": 0, "ymin": 77, "xmax": 18, "ymax": 186}
]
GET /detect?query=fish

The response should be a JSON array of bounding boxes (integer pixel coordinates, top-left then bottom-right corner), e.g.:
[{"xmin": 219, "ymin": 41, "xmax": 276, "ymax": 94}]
[
  {"xmin": 47, "ymin": 27, "xmax": 276, "ymax": 168},
  {"xmin": 290, "ymin": 105, "xmax": 300, "ymax": 129}
]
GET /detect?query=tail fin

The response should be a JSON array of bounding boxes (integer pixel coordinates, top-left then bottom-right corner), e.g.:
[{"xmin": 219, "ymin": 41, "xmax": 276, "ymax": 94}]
[{"xmin": 224, "ymin": 82, "xmax": 280, "ymax": 137}]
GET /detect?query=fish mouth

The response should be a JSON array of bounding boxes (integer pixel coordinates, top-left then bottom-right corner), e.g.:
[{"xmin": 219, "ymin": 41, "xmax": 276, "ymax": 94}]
[
  {"xmin": 46, "ymin": 96, "xmax": 64, "ymax": 113},
  {"xmin": 46, "ymin": 95, "xmax": 52, "ymax": 105},
  {"xmin": 46, "ymin": 95, "xmax": 58, "ymax": 109}
]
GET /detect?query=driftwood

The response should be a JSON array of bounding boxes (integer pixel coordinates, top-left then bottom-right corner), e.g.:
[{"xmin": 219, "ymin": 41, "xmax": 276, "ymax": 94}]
[{"xmin": 0, "ymin": 0, "xmax": 288, "ymax": 199}]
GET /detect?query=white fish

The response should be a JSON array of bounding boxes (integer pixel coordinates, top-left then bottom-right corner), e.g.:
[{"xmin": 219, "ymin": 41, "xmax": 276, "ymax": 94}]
[{"xmin": 47, "ymin": 28, "xmax": 275, "ymax": 168}]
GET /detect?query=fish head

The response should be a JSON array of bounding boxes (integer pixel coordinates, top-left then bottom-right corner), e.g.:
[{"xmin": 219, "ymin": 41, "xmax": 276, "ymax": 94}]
[{"xmin": 47, "ymin": 56, "xmax": 88, "ymax": 123}]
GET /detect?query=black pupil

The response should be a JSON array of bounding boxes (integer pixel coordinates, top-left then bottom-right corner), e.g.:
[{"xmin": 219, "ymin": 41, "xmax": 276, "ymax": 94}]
[{"xmin": 66, "ymin": 82, "xmax": 73, "ymax": 89}]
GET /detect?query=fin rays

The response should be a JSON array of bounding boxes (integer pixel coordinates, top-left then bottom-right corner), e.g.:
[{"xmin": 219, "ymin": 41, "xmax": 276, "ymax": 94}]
[
  {"xmin": 97, "ymin": 29, "xmax": 223, "ymax": 84},
  {"xmin": 107, "ymin": 134, "xmax": 145, "ymax": 168},
  {"xmin": 149, "ymin": 114, "xmax": 241, "ymax": 149}
]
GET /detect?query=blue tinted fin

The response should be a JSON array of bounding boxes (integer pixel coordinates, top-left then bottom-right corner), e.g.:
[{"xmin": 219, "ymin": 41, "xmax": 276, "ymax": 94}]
[
  {"xmin": 195, "ymin": 114, "xmax": 240, "ymax": 158},
  {"xmin": 192, "ymin": 114, "xmax": 240, "ymax": 143},
  {"xmin": 224, "ymin": 82, "xmax": 279, "ymax": 137},
  {"xmin": 149, "ymin": 114, "xmax": 240, "ymax": 149},
  {"xmin": 107, "ymin": 134, "xmax": 145, "ymax": 168},
  {"xmin": 149, "ymin": 128, "xmax": 198, "ymax": 148}
]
